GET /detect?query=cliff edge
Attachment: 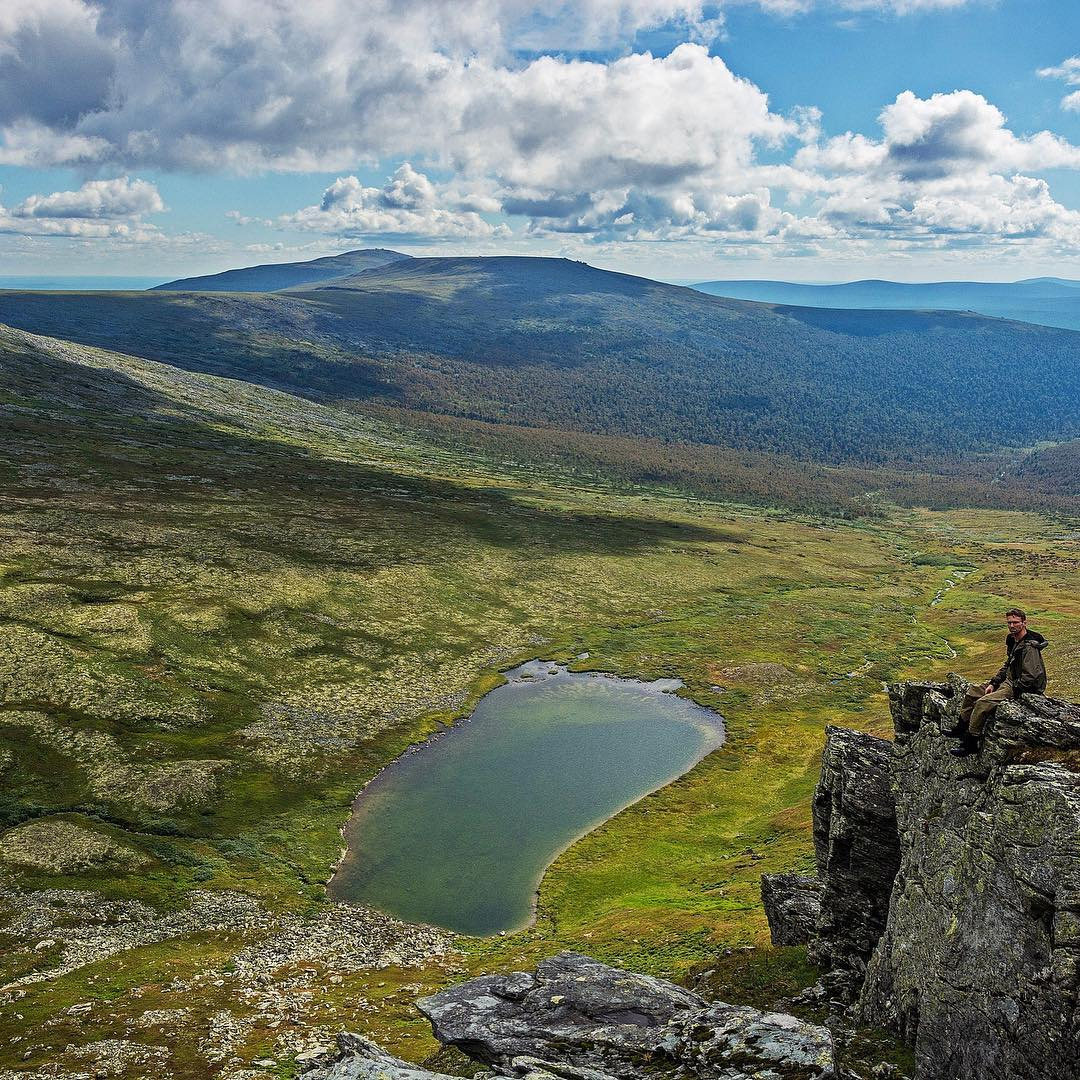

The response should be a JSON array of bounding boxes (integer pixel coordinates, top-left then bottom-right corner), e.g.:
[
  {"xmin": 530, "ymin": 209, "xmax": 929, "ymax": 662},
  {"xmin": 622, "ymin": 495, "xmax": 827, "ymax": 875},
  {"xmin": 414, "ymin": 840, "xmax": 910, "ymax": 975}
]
[{"xmin": 764, "ymin": 677, "xmax": 1080, "ymax": 1079}]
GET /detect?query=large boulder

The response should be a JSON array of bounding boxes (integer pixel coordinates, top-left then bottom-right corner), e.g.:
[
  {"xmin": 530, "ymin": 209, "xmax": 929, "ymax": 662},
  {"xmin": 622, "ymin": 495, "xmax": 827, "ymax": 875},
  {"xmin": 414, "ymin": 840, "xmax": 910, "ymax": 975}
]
[{"xmin": 416, "ymin": 951, "xmax": 836, "ymax": 1079}]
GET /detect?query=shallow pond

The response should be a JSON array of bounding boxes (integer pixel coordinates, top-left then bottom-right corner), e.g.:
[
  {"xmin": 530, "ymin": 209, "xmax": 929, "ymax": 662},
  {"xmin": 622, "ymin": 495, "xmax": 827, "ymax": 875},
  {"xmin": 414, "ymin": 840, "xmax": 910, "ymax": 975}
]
[{"xmin": 329, "ymin": 660, "xmax": 725, "ymax": 935}]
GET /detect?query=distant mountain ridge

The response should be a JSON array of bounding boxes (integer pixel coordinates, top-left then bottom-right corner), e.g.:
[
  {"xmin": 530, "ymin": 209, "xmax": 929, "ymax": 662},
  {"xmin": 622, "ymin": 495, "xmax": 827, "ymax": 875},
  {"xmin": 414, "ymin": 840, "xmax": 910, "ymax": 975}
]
[
  {"xmin": 691, "ymin": 276, "xmax": 1080, "ymax": 331},
  {"xmin": 1, "ymin": 255, "xmax": 1079, "ymax": 473},
  {"xmin": 152, "ymin": 248, "xmax": 410, "ymax": 292}
]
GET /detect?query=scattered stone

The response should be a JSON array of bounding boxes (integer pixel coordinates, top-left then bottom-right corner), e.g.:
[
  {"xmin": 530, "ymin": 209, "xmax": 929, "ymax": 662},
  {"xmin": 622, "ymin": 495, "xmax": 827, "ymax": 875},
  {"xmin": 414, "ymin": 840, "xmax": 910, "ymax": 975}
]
[{"xmin": 0, "ymin": 885, "xmax": 453, "ymax": 993}]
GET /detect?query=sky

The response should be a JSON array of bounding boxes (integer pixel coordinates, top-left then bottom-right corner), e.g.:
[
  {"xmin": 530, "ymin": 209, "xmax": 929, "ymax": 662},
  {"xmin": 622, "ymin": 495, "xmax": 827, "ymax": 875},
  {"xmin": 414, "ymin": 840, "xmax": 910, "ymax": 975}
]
[{"xmin": 4, "ymin": 0, "xmax": 1080, "ymax": 283}]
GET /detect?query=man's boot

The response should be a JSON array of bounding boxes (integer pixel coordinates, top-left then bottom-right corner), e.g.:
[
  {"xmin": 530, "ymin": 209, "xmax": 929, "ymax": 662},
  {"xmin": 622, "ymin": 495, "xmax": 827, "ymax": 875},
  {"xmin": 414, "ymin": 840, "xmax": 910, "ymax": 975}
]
[{"xmin": 949, "ymin": 733, "xmax": 981, "ymax": 758}]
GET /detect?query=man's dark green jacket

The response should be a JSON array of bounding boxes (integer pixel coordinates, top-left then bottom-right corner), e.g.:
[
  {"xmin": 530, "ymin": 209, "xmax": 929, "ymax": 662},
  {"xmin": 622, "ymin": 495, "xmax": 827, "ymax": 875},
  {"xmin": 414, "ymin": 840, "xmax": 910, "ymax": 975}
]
[{"xmin": 991, "ymin": 630, "xmax": 1048, "ymax": 694}]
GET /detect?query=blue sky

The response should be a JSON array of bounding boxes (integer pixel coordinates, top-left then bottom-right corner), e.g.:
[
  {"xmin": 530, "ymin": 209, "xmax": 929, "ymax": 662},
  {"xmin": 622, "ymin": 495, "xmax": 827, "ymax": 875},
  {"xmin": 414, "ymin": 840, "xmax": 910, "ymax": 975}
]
[{"xmin": 4, "ymin": 0, "xmax": 1080, "ymax": 282}]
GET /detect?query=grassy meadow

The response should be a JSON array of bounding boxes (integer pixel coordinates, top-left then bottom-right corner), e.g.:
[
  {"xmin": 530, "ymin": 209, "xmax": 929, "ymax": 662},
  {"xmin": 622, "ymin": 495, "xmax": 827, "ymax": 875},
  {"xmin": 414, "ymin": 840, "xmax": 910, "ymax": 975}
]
[{"xmin": 1, "ymin": 325, "xmax": 1078, "ymax": 1077}]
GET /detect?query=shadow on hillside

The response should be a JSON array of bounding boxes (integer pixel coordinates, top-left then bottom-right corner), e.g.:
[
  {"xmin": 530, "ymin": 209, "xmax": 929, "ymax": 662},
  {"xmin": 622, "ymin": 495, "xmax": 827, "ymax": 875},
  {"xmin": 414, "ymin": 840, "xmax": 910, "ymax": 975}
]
[{"xmin": 3, "ymin": 337, "xmax": 729, "ymax": 568}]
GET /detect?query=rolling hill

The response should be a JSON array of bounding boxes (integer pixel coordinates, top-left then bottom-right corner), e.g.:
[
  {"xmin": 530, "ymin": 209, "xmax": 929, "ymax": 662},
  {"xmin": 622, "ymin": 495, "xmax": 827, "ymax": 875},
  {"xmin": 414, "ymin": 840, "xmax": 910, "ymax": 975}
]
[
  {"xmin": 1, "ymin": 256, "xmax": 1078, "ymax": 474},
  {"xmin": 151, "ymin": 247, "xmax": 410, "ymax": 292},
  {"xmin": 691, "ymin": 277, "xmax": 1080, "ymax": 332}
]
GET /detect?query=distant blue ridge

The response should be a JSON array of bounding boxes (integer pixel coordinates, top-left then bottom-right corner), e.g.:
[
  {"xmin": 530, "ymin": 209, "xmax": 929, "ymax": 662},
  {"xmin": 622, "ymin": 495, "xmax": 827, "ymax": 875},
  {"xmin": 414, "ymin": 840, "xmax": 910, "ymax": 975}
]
[
  {"xmin": 690, "ymin": 277, "xmax": 1080, "ymax": 332},
  {"xmin": 0, "ymin": 276, "xmax": 164, "ymax": 291}
]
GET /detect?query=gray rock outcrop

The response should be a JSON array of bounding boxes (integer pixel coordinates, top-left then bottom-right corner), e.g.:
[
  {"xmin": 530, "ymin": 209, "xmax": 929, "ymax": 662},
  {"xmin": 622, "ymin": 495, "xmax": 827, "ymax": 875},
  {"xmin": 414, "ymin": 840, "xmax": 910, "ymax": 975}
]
[
  {"xmin": 418, "ymin": 952, "xmax": 836, "ymax": 1079},
  {"xmin": 304, "ymin": 952, "xmax": 836, "ymax": 1080},
  {"xmin": 765, "ymin": 678, "xmax": 1080, "ymax": 1080},
  {"xmin": 858, "ymin": 679, "xmax": 1080, "ymax": 1080},
  {"xmin": 760, "ymin": 873, "xmax": 822, "ymax": 946},
  {"xmin": 807, "ymin": 727, "xmax": 900, "ymax": 985}
]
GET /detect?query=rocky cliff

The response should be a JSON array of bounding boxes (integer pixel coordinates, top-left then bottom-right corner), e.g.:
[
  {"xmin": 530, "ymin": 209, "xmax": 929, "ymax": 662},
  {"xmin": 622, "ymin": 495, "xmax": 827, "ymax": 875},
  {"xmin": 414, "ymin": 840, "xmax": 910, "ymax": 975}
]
[{"xmin": 764, "ymin": 677, "xmax": 1080, "ymax": 1079}]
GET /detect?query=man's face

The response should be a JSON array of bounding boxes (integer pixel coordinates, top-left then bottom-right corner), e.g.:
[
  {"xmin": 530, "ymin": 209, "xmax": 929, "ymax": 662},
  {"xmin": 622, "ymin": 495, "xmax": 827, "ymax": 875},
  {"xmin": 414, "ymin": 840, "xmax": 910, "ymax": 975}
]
[{"xmin": 1006, "ymin": 614, "xmax": 1027, "ymax": 638}]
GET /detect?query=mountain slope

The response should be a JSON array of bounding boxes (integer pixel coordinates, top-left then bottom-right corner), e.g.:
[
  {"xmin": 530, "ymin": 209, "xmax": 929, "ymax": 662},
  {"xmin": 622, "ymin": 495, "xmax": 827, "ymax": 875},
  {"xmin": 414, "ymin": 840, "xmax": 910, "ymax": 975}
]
[
  {"xmin": 1, "ymin": 256, "xmax": 1078, "ymax": 468},
  {"xmin": 691, "ymin": 277, "xmax": 1080, "ymax": 331},
  {"xmin": 151, "ymin": 247, "xmax": 410, "ymax": 292}
]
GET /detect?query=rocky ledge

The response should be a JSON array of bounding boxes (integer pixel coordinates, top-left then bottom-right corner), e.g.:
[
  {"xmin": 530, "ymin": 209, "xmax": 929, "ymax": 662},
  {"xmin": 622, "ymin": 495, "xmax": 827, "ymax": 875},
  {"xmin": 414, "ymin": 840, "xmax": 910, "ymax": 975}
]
[
  {"xmin": 303, "ymin": 952, "xmax": 836, "ymax": 1080},
  {"xmin": 762, "ymin": 677, "xmax": 1080, "ymax": 1080}
]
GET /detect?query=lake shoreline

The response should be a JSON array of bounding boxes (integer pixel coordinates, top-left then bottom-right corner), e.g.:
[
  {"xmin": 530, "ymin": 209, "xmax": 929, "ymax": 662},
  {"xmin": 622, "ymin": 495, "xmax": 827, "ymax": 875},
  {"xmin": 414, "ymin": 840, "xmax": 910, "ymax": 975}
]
[{"xmin": 328, "ymin": 659, "xmax": 727, "ymax": 937}]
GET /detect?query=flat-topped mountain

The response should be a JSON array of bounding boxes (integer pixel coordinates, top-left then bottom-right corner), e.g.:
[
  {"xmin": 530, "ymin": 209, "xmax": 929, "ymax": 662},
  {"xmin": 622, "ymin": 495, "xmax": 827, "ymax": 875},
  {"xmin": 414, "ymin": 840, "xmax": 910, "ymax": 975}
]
[
  {"xmin": 692, "ymin": 276, "xmax": 1080, "ymax": 331},
  {"xmin": 152, "ymin": 247, "xmax": 410, "ymax": 292},
  {"xmin": 1, "ymin": 256, "xmax": 1079, "ymax": 474}
]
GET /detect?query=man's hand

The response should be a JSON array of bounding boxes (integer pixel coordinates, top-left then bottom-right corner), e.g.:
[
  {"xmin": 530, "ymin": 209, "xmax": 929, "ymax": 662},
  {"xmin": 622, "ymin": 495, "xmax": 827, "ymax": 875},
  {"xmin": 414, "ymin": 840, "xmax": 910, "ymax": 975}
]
[{"xmin": 985, "ymin": 682, "xmax": 995, "ymax": 694}]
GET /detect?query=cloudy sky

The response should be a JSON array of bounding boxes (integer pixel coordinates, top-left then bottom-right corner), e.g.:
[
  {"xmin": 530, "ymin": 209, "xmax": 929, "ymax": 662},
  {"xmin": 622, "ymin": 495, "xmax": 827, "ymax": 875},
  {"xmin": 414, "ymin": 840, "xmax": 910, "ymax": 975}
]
[{"xmin": 4, "ymin": 0, "xmax": 1080, "ymax": 282}]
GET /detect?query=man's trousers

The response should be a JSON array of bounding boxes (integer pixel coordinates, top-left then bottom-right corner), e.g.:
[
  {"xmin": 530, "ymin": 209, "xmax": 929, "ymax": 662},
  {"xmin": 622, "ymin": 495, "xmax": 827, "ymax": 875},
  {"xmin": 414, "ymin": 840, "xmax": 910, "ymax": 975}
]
[{"xmin": 960, "ymin": 681, "xmax": 1014, "ymax": 736}]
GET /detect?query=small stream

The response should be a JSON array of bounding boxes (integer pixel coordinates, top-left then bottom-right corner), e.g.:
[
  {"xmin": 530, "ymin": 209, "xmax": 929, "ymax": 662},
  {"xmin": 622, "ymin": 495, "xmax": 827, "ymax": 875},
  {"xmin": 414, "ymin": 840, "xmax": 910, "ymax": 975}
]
[{"xmin": 329, "ymin": 661, "xmax": 725, "ymax": 936}]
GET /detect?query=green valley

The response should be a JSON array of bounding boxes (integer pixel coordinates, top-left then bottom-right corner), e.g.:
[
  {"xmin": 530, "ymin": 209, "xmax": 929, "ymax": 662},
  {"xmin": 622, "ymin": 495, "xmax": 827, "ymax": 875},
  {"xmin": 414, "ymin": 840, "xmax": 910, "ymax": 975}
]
[{"xmin": 1, "ymin": 317, "xmax": 1077, "ymax": 1077}]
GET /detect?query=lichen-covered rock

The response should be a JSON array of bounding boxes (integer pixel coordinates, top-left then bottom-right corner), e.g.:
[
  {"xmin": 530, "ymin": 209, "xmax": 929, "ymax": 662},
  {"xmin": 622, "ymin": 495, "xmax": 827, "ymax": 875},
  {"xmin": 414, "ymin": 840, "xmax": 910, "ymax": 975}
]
[
  {"xmin": 669, "ymin": 1001, "xmax": 836, "ymax": 1077},
  {"xmin": 761, "ymin": 873, "xmax": 822, "ymax": 946},
  {"xmin": 299, "ymin": 1034, "xmax": 627, "ymax": 1080},
  {"xmin": 808, "ymin": 726, "xmax": 900, "ymax": 984},
  {"xmin": 417, "ymin": 951, "xmax": 835, "ymax": 1079},
  {"xmin": 299, "ymin": 1033, "xmax": 475, "ymax": 1080},
  {"xmin": 417, "ymin": 953, "xmax": 702, "ymax": 1067},
  {"xmin": 858, "ymin": 680, "xmax": 1080, "ymax": 1080}
]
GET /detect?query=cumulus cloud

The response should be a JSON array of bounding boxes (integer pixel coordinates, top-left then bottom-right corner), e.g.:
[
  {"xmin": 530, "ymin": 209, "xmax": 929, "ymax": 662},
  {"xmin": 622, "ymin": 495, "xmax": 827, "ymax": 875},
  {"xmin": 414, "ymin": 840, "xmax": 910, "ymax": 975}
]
[
  {"xmin": 0, "ymin": 1, "xmax": 985, "ymax": 174},
  {"xmin": 0, "ymin": 2, "xmax": 737, "ymax": 171},
  {"xmin": 14, "ymin": 177, "xmax": 165, "ymax": 219},
  {"xmin": 0, "ymin": 177, "xmax": 166, "ymax": 237},
  {"xmin": 0, "ymin": 0, "xmax": 115, "ymax": 129},
  {"xmin": 0, "ymin": 0, "xmax": 1061, "ymax": 260},
  {"xmin": 279, "ymin": 164, "xmax": 510, "ymax": 239},
  {"xmin": 793, "ymin": 90, "xmax": 1080, "ymax": 247}
]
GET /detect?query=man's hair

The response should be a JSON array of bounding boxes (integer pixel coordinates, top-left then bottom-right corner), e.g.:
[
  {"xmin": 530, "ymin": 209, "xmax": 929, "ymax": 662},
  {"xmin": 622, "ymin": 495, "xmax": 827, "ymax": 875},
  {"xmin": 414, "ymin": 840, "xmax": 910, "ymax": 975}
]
[{"xmin": 1005, "ymin": 607, "xmax": 1027, "ymax": 621}]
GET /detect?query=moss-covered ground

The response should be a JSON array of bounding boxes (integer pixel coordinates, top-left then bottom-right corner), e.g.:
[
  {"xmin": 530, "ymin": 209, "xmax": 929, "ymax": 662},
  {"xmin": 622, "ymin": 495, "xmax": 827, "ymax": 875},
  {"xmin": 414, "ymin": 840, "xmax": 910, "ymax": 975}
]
[{"xmin": 1, "ymin": 326, "xmax": 1077, "ymax": 1077}]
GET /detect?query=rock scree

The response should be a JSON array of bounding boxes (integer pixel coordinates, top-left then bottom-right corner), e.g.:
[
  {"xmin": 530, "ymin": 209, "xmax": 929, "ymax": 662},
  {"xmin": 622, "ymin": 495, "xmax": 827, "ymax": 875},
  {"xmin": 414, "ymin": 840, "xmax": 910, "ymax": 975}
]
[
  {"xmin": 302, "ymin": 952, "xmax": 836, "ymax": 1080},
  {"xmin": 763, "ymin": 677, "xmax": 1080, "ymax": 1080}
]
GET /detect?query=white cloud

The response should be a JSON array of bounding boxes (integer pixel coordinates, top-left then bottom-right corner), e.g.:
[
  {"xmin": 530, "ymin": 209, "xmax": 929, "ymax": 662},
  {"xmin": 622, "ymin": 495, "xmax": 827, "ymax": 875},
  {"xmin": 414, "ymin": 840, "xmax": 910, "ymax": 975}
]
[
  {"xmin": 1039, "ymin": 55, "xmax": 1080, "ymax": 112},
  {"xmin": 0, "ymin": 176, "xmax": 166, "ymax": 238},
  {"xmin": 457, "ymin": 45, "xmax": 791, "ymax": 190},
  {"xmin": 14, "ymin": 177, "xmax": 165, "ymax": 220},
  {"xmin": 280, "ymin": 164, "xmax": 510, "ymax": 239},
  {"xmin": 1038, "ymin": 56, "xmax": 1080, "ymax": 84},
  {"xmin": 0, "ymin": 0, "xmax": 1062, "ymax": 263},
  {"xmin": 794, "ymin": 90, "xmax": 1080, "ymax": 247},
  {"xmin": 0, "ymin": 119, "xmax": 110, "ymax": 167},
  {"xmin": 878, "ymin": 90, "xmax": 1080, "ymax": 178},
  {"xmin": 0, "ymin": 1, "xmax": 987, "ymax": 175}
]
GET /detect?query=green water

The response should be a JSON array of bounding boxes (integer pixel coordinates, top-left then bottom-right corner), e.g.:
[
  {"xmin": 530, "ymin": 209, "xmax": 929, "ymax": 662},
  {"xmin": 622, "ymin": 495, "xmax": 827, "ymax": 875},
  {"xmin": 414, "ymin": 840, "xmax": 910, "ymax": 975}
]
[{"xmin": 330, "ymin": 661, "xmax": 725, "ymax": 935}]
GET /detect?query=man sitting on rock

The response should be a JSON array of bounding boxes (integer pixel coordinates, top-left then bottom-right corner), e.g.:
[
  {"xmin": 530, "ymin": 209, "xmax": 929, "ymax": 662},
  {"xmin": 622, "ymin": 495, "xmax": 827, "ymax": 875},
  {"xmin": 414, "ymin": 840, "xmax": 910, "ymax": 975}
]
[{"xmin": 948, "ymin": 607, "xmax": 1048, "ymax": 757}]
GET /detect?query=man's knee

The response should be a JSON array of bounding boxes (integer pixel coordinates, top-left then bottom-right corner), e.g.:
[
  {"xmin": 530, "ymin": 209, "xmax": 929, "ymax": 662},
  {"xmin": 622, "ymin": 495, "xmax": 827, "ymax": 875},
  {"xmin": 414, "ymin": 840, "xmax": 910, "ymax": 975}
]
[
  {"xmin": 968, "ymin": 683, "xmax": 1012, "ymax": 734},
  {"xmin": 960, "ymin": 684, "xmax": 983, "ymax": 722}
]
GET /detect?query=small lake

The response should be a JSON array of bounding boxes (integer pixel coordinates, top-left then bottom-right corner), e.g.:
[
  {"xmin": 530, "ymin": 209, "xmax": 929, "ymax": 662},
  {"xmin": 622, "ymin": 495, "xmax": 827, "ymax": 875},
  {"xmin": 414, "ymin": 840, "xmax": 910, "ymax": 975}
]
[{"xmin": 329, "ymin": 660, "xmax": 725, "ymax": 936}]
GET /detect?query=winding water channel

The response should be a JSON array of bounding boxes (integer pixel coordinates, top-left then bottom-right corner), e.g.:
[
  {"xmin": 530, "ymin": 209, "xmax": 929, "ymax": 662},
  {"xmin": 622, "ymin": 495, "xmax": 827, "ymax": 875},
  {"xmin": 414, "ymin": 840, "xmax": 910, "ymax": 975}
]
[{"xmin": 329, "ymin": 660, "xmax": 726, "ymax": 936}]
